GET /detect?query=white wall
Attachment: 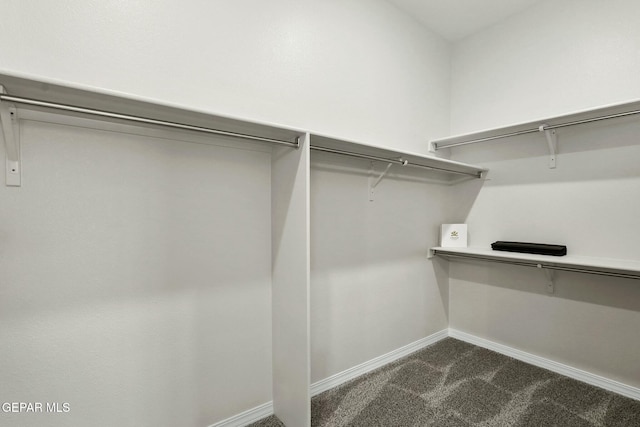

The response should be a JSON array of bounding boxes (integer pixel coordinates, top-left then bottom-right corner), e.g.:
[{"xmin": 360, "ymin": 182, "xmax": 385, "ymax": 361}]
[
  {"xmin": 447, "ymin": 0, "xmax": 640, "ymax": 389},
  {"xmin": 0, "ymin": 0, "xmax": 450, "ymax": 154},
  {"xmin": 0, "ymin": 1, "xmax": 453, "ymax": 425},
  {"xmin": 0, "ymin": 118, "xmax": 274, "ymax": 427},
  {"xmin": 310, "ymin": 154, "xmax": 451, "ymax": 382},
  {"xmin": 450, "ymin": 0, "xmax": 640, "ymax": 134}
]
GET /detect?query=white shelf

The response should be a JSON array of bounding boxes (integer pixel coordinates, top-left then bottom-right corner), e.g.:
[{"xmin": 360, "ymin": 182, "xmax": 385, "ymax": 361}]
[
  {"xmin": 431, "ymin": 98, "xmax": 640, "ymax": 150},
  {"xmin": 0, "ymin": 71, "xmax": 488, "ymax": 187},
  {"xmin": 430, "ymin": 247, "xmax": 640, "ymax": 280},
  {"xmin": 310, "ymin": 133, "xmax": 488, "ymax": 183},
  {"xmin": 0, "ymin": 71, "xmax": 304, "ymax": 147}
]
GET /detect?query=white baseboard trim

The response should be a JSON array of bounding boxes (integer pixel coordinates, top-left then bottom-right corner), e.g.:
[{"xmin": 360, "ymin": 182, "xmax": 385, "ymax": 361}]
[
  {"xmin": 310, "ymin": 329, "xmax": 449, "ymax": 397},
  {"xmin": 209, "ymin": 330, "xmax": 448, "ymax": 427},
  {"xmin": 208, "ymin": 401, "xmax": 273, "ymax": 427},
  {"xmin": 448, "ymin": 329, "xmax": 640, "ymax": 401},
  {"xmin": 212, "ymin": 327, "xmax": 640, "ymax": 427}
]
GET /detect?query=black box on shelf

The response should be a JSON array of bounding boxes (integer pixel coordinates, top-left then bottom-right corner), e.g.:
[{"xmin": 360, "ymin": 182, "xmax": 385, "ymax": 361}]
[{"xmin": 491, "ymin": 241, "xmax": 567, "ymax": 256}]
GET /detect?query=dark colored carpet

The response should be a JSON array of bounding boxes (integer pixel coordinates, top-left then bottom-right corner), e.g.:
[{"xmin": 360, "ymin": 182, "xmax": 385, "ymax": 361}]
[
  {"xmin": 250, "ymin": 338, "xmax": 640, "ymax": 426},
  {"xmin": 248, "ymin": 415, "xmax": 286, "ymax": 427}
]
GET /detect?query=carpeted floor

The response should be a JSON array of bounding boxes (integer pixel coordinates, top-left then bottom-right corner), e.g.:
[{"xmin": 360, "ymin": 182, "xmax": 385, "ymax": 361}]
[
  {"xmin": 247, "ymin": 415, "xmax": 286, "ymax": 427},
  {"xmin": 249, "ymin": 338, "xmax": 640, "ymax": 426}
]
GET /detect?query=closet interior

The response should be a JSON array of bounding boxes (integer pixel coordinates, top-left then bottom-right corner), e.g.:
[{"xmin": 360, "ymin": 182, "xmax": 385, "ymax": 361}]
[
  {"xmin": 0, "ymin": 72, "xmax": 486, "ymax": 426},
  {"xmin": 2, "ymin": 52, "xmax": 640, "ymax": 426}
]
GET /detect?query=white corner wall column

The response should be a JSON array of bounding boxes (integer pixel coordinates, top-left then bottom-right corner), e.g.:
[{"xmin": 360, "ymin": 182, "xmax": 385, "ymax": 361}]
[{"xmin": 271, "ymin": 133, "xmax": 311, "ymax": 427}]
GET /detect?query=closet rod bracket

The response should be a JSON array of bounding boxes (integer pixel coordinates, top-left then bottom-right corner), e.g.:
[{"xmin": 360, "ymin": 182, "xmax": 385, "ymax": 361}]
[
  {"xmin": 369, "ymin": 159, "xmax": 407, "ymax": 201},
  {"xmin": 537, "ymin": 264, "xmax": 555, "ymax": 293},
  {"xmin": 539, "ymin": 125, "xmax": 557, "ymax": 169},
  {"xmin": 0, "ymin": 85, "xmax": 21, "ymax": 187}
]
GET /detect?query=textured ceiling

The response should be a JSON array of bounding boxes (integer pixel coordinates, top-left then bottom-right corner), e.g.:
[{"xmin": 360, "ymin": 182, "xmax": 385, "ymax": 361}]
[{"xmin": 387, "ymin": 0, "xmax": 543, "ymax": 40}]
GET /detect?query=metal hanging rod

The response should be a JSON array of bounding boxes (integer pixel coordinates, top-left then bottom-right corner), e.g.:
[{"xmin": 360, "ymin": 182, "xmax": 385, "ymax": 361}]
[
  {"xmin": 433, "ymin": 107, "xmax": 640, "ymax": 150},
  {"xmin": 310, "ymin": 145, "xmax": 482, "ymax": 178},
  {"xmin": 433, "ymin": 251, "xmax": 640, "ymax": 281},
  {"xmin": 0, "ymin": 94, "xmax": 300, "ymax": 148},
  {"xmin": 434, "ymin": 128, "xmax": 540, "ymax": 149}
]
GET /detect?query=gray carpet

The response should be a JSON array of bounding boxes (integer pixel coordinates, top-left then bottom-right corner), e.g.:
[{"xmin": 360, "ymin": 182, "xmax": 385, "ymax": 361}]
[
  {"xmin": 248, "ymin": 415, "xmax": 286, "ymax": 427},
  {"xmin": 250, "ymin": 338, "xmax": 640, "ymax": 426}
]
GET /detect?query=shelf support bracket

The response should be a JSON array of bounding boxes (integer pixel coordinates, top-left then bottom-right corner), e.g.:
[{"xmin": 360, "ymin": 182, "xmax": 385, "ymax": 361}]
[
  {"xmin": 539, "ymin": 124, "xmax": 557, "ymax": 169},
  {"xmin": 0, "ymin": 86, "xmax": 20, "ymax": 187},
  {"xmin": 369, "ymin": 162, "xmax": 393, "ymax": 201},
  {"xmin": 369, "ymin": 159, "xmax": 407, "ymax": 201},
  {"xmin": 372, "ymin": 162, "xmax": 393, "ymax": 188},
  {"xmin": 537, "ymin": 264, "xmax": 555, "ymax": 293}
]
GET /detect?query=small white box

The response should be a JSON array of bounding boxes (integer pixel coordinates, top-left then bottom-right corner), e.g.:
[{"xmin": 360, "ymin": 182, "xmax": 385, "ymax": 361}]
[{"xmin": 441, "ymin": 224, "xmax": 468, "ymax": 247}]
